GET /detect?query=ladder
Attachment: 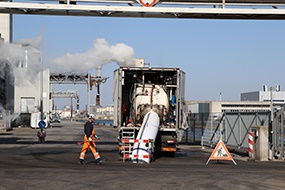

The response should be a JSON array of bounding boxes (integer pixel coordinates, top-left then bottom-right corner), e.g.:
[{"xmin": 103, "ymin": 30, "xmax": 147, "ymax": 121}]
[{"xmin": 121, "ymin": 127, "xmax": 136, "ymax": 162}]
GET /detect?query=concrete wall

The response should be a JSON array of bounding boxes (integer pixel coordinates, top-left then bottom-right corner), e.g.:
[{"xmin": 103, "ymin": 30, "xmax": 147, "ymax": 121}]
[
  {"xmin": 210, "ymin": 101, "xmax": 222, "ymax": 113},
  {"xmin": 252, "ymin": 125, "xmax": 269, "ymax": 161},
  {"xmin": 14, "ymin": 68, "xmax": 50, "ymax": 114}
]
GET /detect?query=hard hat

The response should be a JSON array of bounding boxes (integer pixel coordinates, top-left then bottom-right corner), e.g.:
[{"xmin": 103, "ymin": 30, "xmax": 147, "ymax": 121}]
[{"xmin": 88, "ymin": 114, "xmax": 95, "ymax": 119}]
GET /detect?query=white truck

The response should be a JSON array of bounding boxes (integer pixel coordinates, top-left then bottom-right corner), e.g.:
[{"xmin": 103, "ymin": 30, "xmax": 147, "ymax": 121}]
[{"xmin": 113, "ymin": 66, "xmax": 188, "ymax": 163}]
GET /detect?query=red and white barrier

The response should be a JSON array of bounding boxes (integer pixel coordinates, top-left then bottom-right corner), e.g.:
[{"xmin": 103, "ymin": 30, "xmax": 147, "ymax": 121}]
[
  {"xmin": 121, "ymin": 139, "xmax": 154, "ymax": 163},
  {"xmin": 132, "ymin": 139, "xmax": 154, "ymax": 164},
  {"xmin": 248, "ymin": 132, "xmax": 254, "ymax": 159},
  {"xmin": 122, "ymin": 139, "xmax": 150, "ymax": 143}
]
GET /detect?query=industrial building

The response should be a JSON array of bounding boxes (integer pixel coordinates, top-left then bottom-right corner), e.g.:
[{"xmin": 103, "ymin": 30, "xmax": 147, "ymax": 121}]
[
  {"xmin": 241, "ymin": 85, "xmax": 285, "ymax": 108},
  {"xmin": 0, "ymin": 34, "xmax": 51, "ymax": 129},
  {"xmin": 13, "ymin": 64, "xmax": 51, "ymax": 127},
  {"xmin": 187, "ymin": 100, "xmax": 271, "ymax": 114},
  {"xmin": 90, "ymin": 104, "xmax": 114, "ymax": 120},
  {"xmin": 187, "ymin": 85, "xmax": 285, "ymax": 114}
]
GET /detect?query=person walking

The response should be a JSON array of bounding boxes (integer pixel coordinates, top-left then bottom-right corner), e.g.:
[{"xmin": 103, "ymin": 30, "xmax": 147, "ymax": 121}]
[{"xmin": 78, "ymin": 115, "xmax": 102, "ymax": 165}]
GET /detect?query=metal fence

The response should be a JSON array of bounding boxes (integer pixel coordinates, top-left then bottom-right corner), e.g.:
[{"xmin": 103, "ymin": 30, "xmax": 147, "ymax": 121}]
[
  {"xmin": 182, "ymin": 110, "xmax": 285, "ymax": 158},
  {"xmin": 182, "ymin": 113, "xmax": 222, "ymax": 145}
]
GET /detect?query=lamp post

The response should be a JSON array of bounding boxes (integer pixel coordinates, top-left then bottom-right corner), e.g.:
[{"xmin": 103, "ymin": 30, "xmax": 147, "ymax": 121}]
[
  {"xmin": 88, "ymin": 65, "xmax": 109, "ymax": 116},
  {"xmin": 38, "ymin": 50, "xmax": 46, "ymax": 143},
  {"xmin": 267, "ymin": 85, "xmax": 280, "ymax": 160}
]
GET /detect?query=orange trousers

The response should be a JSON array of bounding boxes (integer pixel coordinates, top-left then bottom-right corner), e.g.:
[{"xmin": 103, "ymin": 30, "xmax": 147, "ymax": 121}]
[{"xmin": 79, "ymin": 136, "xmax": 100, "ymax": 160}]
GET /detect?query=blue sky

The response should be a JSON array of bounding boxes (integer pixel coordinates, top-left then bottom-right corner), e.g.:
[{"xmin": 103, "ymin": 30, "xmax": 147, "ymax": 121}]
[{"xmin": 13, "ymin": 15, "xmax": 285, "ymax": 110}]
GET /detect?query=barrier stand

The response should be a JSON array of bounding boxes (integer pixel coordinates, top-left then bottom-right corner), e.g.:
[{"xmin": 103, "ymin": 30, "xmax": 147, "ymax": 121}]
[
  {"xmin": 132, "ymin": 139, "xmax": 154, "ymax": 164},
  {"xmin": 121, "ymin": 139, "xmax": 135, "ymax": 162}
]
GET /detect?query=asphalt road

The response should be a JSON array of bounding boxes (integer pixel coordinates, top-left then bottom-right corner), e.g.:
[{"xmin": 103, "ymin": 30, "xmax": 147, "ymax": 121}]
[{"xmin": 1, "ymin": 120, "xmax": 285, "ymax": 190}]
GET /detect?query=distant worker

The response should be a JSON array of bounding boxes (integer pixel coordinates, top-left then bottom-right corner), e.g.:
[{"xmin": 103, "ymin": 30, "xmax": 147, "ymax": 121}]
[{"xmin": 78, "ymin": 115, "xmax": 102, "ymax": 165}]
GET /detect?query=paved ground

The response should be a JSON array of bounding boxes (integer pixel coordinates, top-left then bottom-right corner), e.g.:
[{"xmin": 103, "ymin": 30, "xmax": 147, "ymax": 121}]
[{"xmin": 1, "ymin": 120, "xmax": 285, "ymax": 190}]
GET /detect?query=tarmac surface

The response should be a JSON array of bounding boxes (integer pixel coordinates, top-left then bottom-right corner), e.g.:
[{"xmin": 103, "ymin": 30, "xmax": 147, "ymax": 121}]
[{"xmin": 1, "ymin": 120, "xmax": 285, "ymax": 190}]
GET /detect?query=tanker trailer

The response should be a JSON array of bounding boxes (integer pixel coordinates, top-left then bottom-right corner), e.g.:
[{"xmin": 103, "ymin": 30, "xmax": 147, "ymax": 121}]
[{"xmin": 113, "ymin": 66, "xmax": 188, "ymax": 162}]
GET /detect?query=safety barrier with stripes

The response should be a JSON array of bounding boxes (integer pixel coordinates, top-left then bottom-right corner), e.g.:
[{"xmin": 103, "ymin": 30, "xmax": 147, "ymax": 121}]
[{"xmin": 121, "ymin": 139, "xmax": 154, "ymax": 163}]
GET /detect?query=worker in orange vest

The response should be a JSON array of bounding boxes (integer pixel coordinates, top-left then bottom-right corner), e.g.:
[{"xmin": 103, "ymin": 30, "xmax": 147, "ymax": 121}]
[{"xmin": 78, "ymin": 115, "xmax": 102, "ymax": 165}]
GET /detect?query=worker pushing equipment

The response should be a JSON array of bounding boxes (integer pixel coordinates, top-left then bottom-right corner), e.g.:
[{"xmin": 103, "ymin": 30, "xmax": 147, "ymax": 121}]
[{"xmin": 78, "ymin": 115, "xmax": 102, "ymax": 165}]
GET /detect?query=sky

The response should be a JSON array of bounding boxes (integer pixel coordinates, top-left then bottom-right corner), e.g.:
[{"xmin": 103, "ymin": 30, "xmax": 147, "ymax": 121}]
[{"xmin": 11, "ymin": 14, "xmax": 285, "ymax": 110}]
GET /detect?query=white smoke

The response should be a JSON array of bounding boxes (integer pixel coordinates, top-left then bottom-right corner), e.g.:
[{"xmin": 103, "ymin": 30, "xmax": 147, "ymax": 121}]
[
  {"xmin": 0, "ymin": 35, "xmax": 43, "ymax": 86},
  {"xmin": 17, "ymin": 33, "xmax": 43, "ymax": 49},
  {"xmin": 49, "ymin": 38, "xmax": 136, "ymax": 73}
]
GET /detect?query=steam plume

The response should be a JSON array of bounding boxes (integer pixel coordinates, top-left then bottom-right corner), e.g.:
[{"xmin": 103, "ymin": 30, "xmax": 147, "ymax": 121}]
[
  {"xmin": 0, "ymin": 35, "xmax": 43, "ymax": 86},
  {"xmin": 49, "ymin": 38, "xmax": 135, "ymax": 73}
]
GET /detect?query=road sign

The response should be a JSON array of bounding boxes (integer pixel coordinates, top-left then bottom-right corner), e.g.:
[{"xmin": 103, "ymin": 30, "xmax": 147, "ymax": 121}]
[
  {"xmin": 38, "ymin": 120, "xmax": 46, "ymax": 129},
  {"xmin": 138, "ymin": 0, "xmax": 158, "ymax": 7},
  {"xmin": 206, "ymin": 139, "xmax": 237, "ymax": 165}
]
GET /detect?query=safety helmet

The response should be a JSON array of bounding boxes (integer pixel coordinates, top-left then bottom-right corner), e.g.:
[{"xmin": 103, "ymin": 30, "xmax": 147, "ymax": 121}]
[{"xmin": 88, "ymin": 114, "xmax": 95, "ymax": 119}]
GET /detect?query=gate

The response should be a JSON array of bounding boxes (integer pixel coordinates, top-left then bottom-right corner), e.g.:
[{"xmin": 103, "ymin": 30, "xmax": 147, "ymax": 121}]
[
  {"xmin": 221, "ymin": 112, "xmax": 270, "ymax": 150},
  {"xmin": 271, "ymin": 108, "xmax": 284, "ymax": 159},
  {"xmin": 184, "ymin": 111, "xmax": 285, "ymax": 159}
]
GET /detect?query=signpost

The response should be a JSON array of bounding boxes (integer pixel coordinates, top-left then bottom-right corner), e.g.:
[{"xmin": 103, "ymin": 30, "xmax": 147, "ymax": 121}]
[
  {"xmin": 38, "ymin": 120, "xmax": 46, "ymax": 129},
  {"xmin": 37, "ymin": 120, "xmax": 46, "ymax": 143}
]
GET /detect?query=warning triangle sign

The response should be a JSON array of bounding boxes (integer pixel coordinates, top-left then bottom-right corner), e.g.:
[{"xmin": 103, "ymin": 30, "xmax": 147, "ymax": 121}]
[{"xmin": 206, "ymin": 139, "xmax": 237, "ymax": 165}]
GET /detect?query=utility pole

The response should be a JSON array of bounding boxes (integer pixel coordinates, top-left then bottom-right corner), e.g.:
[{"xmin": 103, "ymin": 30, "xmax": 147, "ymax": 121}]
[{"xmin": 267, "ymin": 84, "xmax": 280, "ymax": 160}]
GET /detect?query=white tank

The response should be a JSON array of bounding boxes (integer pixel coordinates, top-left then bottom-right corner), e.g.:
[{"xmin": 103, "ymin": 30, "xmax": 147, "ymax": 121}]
[
  {"xmin": 133, "ymin": 84, "xmax": 169, "ymax": 119},
  {"xmin": 132, "ymin": 110, "xmax": 160, "ymax": 163},
  {"xmin": 136, "ymin": 110, "xmax": 160, "ymax": 141}
]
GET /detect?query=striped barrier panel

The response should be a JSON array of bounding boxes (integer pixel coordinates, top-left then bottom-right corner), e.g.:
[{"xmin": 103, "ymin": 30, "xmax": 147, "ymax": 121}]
[
  {"xmin": 132, "ymin": 139, "xmax": 154, "ymax": 164},
  {"xmin": 122, "ymin": 139, "xmax": 150, "ymax": 143},
  {"xmin": 121, "ymin": 139, "xmax": 152, "ymax": 161}
]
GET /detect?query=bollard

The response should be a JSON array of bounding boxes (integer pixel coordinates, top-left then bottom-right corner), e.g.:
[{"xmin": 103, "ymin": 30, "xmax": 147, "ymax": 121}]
[{"xmin": 248, "ymin": 132, "xmax": 254, "ymax": 159}]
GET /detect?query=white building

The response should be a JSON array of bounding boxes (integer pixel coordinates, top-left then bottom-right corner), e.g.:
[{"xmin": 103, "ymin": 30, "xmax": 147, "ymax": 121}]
[
  {"xmin": 14, "ymin": 68, "xmax": 50, "ymax": 115},
  {"xmin": 241, "ymin": 91, "xmax": 285, "ymax": 105},
  {"xmin": 90, "ymin": 104, "xmax": 114, "ymax": 120},
  {"xmin": 187, "ymin": 100, "xmax": 271, "ymax": 114},
  {"xmin": 187, "ymin": 86, "xmax": 285, "ymax": 114},
  {"xmin": 11, "ymin": 45, "xmax": 51, "ymax": 127}
]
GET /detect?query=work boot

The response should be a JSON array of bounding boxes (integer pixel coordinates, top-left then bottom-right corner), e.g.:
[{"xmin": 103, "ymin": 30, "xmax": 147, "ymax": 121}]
[
  {"xmin": 78, "ymin": 159, "xmax": 85, "ymax": 165},
  {"xmin": 95, "ymin": 158, "xmax": 102, "ymax": 165}
]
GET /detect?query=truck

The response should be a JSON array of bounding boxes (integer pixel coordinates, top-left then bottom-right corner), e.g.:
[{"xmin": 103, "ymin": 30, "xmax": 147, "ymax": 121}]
[{"xmin": 113, "ymin": 65, "xmax": 188, "ymax": 163}]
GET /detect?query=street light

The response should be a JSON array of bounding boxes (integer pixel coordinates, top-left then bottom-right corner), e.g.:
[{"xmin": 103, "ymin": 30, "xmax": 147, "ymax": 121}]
[
  {"xmin": 265, "ymin": 84, "xmax": 280, "ymax": 160},
  {"xmin": 269, "ymin": 85, "xmax": 280, "ymax": 122}
]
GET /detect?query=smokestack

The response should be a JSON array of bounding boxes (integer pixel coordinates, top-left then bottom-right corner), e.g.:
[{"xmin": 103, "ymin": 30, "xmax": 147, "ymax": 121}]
[
  {"xmin": 96, "ymin": 93, "xmax": 100, "ymax": 106},
  {"xmin": 95, "ymin": 65, "xmax": 102, "ymax": 106},
  {"xmin": 96, "ymin": 65, "xmax": 102, "ymax": 78}
]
